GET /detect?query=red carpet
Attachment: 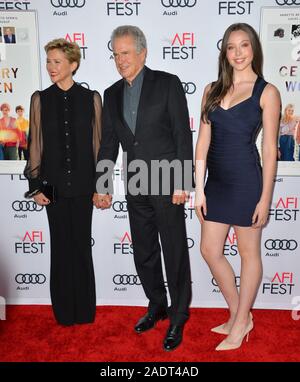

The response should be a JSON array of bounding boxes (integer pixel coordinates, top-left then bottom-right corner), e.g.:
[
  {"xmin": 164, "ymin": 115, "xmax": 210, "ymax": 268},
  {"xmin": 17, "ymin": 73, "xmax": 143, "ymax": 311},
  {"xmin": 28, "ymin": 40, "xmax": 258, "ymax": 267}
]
[{"xmin": 0, "ymin": 306, "xmax": 299, "ymax": 362}]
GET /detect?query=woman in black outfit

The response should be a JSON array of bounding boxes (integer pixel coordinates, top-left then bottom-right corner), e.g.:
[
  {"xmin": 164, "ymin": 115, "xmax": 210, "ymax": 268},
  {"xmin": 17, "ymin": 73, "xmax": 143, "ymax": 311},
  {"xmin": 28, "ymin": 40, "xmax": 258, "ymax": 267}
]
[{"xmin": 24, "ymin": 39, "xmax": 102, "ymax": 325}]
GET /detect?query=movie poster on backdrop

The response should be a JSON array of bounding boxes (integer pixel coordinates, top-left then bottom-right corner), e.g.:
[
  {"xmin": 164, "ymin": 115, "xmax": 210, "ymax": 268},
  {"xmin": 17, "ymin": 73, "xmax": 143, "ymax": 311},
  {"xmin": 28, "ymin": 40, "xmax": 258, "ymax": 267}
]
[
  {"xmin": 260, "ymin": 6, "xmax": 300, "ymax": 176},
  {"xmin": 0, "ymin": 10, "xmax": 40, "ymax": 174}
]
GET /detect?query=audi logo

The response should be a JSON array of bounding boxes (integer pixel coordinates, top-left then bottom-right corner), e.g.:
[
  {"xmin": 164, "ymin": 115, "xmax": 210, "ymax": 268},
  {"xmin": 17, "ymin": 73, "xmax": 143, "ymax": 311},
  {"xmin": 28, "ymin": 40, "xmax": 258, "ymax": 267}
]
[
  {"xmin": 182, "ymin": 82, "xmax": 196, "ymax": 94},
  {"xmin": 161, "ymin": 0, "xmax": 197, "ymax": 7},
  {"xmin": 113, "ymin": 201, "xmax": 128, "ymax": 213},
  {"xmin": 275, "ymin": 0, "xmax": 300, "ymax": 5},
  {"xmin": 77, "ymin": 81, "xmax": 90, "ymax": 89},
  {"xmin": 212, "ymin": 276, "xmax": 240, "ymax": 287},
  {"xmin": 113, "ymin": 274, "xmax": 141, "ymax": 286},
  {"xmin": 15, "ymin": 273, "xmax": 46, "ymax": 284},
  {"xmin": 12, "ymin": 200, "xmax": 44, "ymax": 212},
  {"xmin": 265, "ymin": 239, "xmax": 298, "ymax": 251},
  {"xmin": 108, "ymin": 40, "xmax": 113, "ymax": 52},
  {"xmin": 217, "ymin": 38, "xmax": 223, "ymax": 51},
  {"xmin": 50, "ymin": 0, "xmax": 86, "ymax": 8},
  {"xmin": 187, "ymin": 237, "xmax": 194, "ymax": 249}
]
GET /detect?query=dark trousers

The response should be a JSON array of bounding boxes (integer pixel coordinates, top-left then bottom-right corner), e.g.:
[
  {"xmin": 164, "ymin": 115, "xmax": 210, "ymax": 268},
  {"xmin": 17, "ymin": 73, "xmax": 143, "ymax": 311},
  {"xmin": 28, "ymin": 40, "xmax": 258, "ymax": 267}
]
[
  {"xmin": 46, "ymin": 195, "xmax": 96, "ymax": 325},
  {"xmin": 18, "ymin": 147, "xmax": 29, "ymax": 160},
  {"xmin": 126, "ymin": 195, "xmax": 191, "ymax": 326},
  {"xmin": 279, "ymin": 135, "xmax": 295, "ymax": 161}
]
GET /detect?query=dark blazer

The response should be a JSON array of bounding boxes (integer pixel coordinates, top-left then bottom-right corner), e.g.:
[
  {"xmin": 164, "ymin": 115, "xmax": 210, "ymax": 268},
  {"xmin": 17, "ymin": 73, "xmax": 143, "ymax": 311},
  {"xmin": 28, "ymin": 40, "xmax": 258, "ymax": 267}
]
[
  {"xmin": 4, "ymin": 34, "xmax": 16, "ymax": 43},
  {"xmin": 97, "ymin": 66, "xmax": 193, "ymax": 195}
]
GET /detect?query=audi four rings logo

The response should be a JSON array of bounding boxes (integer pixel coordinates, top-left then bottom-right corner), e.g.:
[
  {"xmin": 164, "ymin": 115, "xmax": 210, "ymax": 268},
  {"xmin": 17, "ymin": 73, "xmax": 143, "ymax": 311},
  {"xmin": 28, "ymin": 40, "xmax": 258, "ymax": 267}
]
[
  {"xmin": 265, "ymin": 239, "xmax": 298, "ymax": 251},
  {"xmin": 108, "ymin": 40, "xmax": 113, "ymax": 52},
  {"xmin": 50, "ymin": 0, "xmax": 86, "ymax": 8},
  {"xmin": 161, "ymin": 0, "xmax": 197, "ymax": 7},
  {"xmin": 182, "ymin": 82, "xmax": 196, "ymax": 94},
  {"xmin": 12, "ymin": 200, "xmax": 43, "ymax": 212},
  {"xmin": 113, "ymin": 201, "xmax": 128, "ymax": 212},
  {"xmin": 113, "ymin": 274, "xmax": 141, "ymax": 285},
  {"xmin": 275, "ymin": 0, "xmax": 300, "ymax": 5},
  {"xmin": 77, "ymin": 81, "xmax": 90, "ymax": 89},
  {"xmin": 15, "ymin": 274, "xmax": 46, "ymax": 284}
]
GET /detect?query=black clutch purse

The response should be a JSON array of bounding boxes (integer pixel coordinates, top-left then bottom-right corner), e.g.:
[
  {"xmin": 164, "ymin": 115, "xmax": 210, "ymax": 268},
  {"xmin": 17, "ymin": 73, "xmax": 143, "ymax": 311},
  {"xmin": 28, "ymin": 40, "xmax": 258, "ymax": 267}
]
[
  {"xmin": 41, "ymin": 183, "xmax": 57, "ymax": 204},
  {"xmin": 24, "ymin": 181, "xmax": 57, "ymax": 203}
]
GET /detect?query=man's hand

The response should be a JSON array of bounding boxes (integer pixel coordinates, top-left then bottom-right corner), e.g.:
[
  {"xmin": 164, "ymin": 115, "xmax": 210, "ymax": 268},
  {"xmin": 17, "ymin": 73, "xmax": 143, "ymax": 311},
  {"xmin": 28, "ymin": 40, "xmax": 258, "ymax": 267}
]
[
  {"xmin": 93, "ymin": 193, "xmax": 112, "ymax": 210},
  {"xmin": 172, "ymin": 190, "xmax": 190, "ymax": 205}
]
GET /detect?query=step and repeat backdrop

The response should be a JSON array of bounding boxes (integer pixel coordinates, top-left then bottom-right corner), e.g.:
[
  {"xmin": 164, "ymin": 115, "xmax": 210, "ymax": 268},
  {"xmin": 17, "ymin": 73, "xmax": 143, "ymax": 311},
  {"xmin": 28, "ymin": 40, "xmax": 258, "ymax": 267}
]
[{"xmin": 0, "ymin": 0, "xmax": 299, "ymax": 310}]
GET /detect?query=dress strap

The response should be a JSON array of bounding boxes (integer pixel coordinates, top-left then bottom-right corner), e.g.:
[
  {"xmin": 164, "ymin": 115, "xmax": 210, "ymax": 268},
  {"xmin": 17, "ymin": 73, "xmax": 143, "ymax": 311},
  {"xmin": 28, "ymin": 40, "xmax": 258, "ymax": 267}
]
[{"xmin": 252, "ymin": 76, "xmax": 268, "ymax": 103}]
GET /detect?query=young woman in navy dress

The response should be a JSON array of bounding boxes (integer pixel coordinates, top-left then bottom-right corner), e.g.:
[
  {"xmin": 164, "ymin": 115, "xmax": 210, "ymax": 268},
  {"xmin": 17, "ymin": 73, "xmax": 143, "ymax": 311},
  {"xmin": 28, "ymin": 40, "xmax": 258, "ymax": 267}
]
[{"xmin": 195, "ymin": 23, "xmax": 281, "ymax": 351}]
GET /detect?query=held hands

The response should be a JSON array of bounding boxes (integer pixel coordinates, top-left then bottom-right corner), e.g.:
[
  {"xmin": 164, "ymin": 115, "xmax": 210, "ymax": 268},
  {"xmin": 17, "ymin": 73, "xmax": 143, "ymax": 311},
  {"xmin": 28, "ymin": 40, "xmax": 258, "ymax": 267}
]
[
  {"xmin": 172, "ymin": 190, "xmax": 190, "ymax": 205},
  {"xmin": 252, "ymin": 200, "xmax": 270, "ymax": 228},
  {"xmin": 93, "ymin": 193, "xmax": 112, "ymax": 210},
  {"xmin": 194, "ymin": 190, "xmax": 207, "ymax": 224},
  {"xmin": 33, "ymin": 192, "xmax": 50, "ymax": 206}
]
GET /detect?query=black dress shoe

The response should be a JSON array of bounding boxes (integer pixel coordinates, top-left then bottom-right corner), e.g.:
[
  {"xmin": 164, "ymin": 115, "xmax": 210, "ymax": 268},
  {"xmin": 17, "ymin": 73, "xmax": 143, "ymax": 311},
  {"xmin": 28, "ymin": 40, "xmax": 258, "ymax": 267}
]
[
  {"xmin": 163, "ymin": 324, "xmax": 184, "ymax": 351},
  {"xmin": 134, "ymin": 310, "xmax": 168, "ymax": 333}
]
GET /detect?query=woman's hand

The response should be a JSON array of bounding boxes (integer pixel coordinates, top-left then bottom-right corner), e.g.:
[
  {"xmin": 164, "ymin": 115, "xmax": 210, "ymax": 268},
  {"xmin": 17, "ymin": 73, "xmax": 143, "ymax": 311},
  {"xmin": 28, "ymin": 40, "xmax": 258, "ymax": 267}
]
[
  {"xmin": 33, "ymin": 192, "xmax": 50, "ymax": 206},
  {"xmin": 252, "ymin": 200, "xmax": 270, "ymax": 228},
  {"xmin": 195, "ymin": 191, "xmax": 207, "ymax": 224}
]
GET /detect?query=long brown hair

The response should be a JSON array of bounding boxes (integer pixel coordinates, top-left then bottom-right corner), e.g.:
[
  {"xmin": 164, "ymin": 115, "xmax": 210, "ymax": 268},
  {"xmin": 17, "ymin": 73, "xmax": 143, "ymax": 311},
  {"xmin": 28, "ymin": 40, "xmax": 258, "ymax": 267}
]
[{"xmin": 201, "ymin": 23, "xmax": 263, "ymax": 122}]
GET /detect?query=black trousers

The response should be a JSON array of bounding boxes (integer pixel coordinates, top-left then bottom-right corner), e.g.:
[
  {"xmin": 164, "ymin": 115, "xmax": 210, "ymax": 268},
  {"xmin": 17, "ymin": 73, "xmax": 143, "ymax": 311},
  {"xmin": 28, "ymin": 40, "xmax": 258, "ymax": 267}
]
[
  {"xmin": 46, "ymin": 195, "xmax": 96, "ymax": 325},
  {"xmin": 126, "ymin": 195, "xmax": 191, "ymax": 326}
]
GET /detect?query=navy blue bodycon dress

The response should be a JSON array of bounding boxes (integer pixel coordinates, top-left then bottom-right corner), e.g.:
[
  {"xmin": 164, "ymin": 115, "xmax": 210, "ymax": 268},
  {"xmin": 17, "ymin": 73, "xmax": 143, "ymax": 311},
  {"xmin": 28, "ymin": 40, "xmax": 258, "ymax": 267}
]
[{"xmin": 204, "ymin": 76, "xmax": 268, "ymax": 227}]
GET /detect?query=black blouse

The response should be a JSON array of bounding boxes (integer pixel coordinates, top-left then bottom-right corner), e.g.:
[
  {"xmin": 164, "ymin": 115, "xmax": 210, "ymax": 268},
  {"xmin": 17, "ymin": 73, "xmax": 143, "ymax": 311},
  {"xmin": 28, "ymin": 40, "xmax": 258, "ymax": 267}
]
[{"xmin": 24, "ymin": 82, "xmax": 102, "ymax": 197}]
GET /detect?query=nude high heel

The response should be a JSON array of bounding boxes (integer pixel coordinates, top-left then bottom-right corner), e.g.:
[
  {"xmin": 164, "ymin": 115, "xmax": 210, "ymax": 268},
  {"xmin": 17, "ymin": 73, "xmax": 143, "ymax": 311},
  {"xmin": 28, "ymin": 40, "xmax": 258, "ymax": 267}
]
[
  {"xmin": 215, "ymin": 318, "xmax": 254, "ymax": 351},
  {"xmin": 211, "ymin": 312, "xmax": 253, "ymax": 335},
  {"xmin": 211, "ymin": 323, "xmax": 230, "ymax": 335}
]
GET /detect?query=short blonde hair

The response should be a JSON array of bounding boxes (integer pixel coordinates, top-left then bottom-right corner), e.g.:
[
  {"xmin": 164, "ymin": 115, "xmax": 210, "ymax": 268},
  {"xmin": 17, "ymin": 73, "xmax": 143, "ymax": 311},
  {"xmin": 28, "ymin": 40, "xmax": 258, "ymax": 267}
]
[{"xmin": 44, "ymin": 38, "xmax": 81, "ymax": 75}]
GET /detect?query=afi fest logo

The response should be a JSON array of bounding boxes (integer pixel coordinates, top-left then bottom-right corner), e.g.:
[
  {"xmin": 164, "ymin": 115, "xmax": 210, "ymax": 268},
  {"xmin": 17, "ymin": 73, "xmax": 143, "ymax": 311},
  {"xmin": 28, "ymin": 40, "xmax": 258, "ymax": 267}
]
[
  {"xmin": 0, "ymin": 1, "xmax": 31, "ymax": 10},
  {"xmin": 190, "ymin": 117, "xmax": 196, "ymax": 134},
  {"xmin": 184, "ymin": 193, "xmax": 195, "ymax": 220},
  {"xmin": 14, "ymin": 231, "xmax": 46, "ymax": 255},
  {"xmin": 113, "ymin": 232, "xmax": 133, "ymax": 254},
  {"xmin": 224, "ymin": 230, "xmax": 239, "ymax": 256},
  {"xmin": 269, "ymin": 196, "xmax": 299, "ymax": 222},
  {"xmin": 218, "ymin": 1, "xmax": 254, "ymax": 15},
  {"xmin": 163, "ymin": 32, "xmax": 196, "ymax": 60},
  {"xmin": 262, "ymin": 272, "xmax": 295, "ymax": 295},
  {"xmin": 65, "ymin": 33, "xmax": 88, "ymax": 59},
  {"xmin": 106, "ymin": 1, "xmax": 141, "ymax": 16}
]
